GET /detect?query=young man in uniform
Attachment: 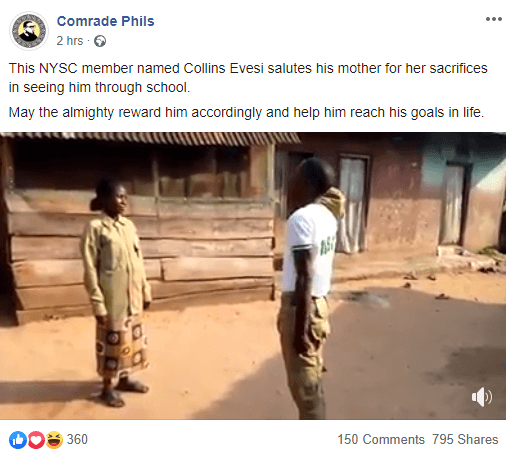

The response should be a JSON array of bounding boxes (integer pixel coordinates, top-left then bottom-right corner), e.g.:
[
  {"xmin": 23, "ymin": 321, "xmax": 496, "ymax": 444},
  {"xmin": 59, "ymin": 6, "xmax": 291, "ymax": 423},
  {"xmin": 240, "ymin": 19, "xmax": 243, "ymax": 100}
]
[{"xmin": 278, "ymin": 157, "xmax": 345, "ymax": 420}]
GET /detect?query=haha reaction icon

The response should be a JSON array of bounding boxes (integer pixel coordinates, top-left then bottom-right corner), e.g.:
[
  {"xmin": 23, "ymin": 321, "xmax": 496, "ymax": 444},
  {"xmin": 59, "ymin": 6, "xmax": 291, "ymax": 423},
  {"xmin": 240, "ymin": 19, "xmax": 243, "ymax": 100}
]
[
  {"xmin": 10, "ymin": 12, "xmax": 48, "ymax": 50},
  {"xmin": 9, "ymin": 431, "xmax": 27, "ymax": 449},
  {"xmin": 28, "ymin": 431, "xmax": 45, "ymax": 449},
  {"xmin": 46, "ymin": 431, "xmax": 63, "ymax": 449}
]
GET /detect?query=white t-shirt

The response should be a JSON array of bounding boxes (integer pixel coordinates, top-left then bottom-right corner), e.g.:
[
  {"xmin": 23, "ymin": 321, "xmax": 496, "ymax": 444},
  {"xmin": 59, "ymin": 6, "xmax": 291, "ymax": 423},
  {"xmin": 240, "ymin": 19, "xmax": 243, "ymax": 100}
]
[{"xmin": 282, "ymin": 203, "xmax": 338, "ymax": 296}]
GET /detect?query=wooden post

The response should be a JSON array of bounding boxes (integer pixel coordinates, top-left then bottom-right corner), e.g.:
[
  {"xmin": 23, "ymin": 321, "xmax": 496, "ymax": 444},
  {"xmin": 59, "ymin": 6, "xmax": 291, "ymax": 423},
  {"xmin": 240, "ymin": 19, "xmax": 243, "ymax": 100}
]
[
  {"xmin": 152, "ymin": 150, "xmax": 161, "ymax": 238},
  {"xmin": 0, "ymin": 137, "xmax": 14, "ymax": 295},
  {"xmin": 250, "ymin": 144, "xmax": 276, "ymax": 269},
  {"xmin": 274, "ymin": 149, "xmax": 288, "ymax": 256},
  {"xmin": 266, "ymin": 143, "xmax": 275, "ymax": 205},
  {"xmin": 0, "ymin": 137, "xmax": 14, "ymax": 194},
  {"xmin": 249, "ymin": 144, "xmax": 273, "ymax": 201},
  {"xmin": 210, "ymin": 147, "xmax": 218, "ymax": 198},
  {"xmin": 152, "ymin": 150, "xmax": 159, "ymax": 205},
  {"xmin": 249, "ymin": 146, "xmax": 262, "ymax": 199}
]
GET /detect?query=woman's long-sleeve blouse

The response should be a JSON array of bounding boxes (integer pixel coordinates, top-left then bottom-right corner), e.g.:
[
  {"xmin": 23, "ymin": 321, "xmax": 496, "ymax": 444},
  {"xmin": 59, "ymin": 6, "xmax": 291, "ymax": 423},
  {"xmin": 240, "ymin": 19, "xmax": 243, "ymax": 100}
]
[{"xmin": 80, "ymin": 214, "xmax": 152, "ymax": 318}]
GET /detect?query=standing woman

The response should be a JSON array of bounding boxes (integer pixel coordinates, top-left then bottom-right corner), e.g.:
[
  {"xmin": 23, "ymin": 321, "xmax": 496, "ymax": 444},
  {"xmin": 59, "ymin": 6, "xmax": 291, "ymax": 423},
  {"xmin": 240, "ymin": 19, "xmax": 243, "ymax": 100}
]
[{"xmin": 81, "ymin": 175, "xmax": 152, "ymax": 407}]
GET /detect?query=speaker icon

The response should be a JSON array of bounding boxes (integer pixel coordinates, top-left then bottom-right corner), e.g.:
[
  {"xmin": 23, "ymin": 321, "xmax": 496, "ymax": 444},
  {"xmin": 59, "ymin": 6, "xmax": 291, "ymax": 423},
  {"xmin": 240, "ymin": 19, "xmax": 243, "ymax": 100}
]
[{"xmin": 472, "ymin": 387, "xmax": 492, "ymax": 407}]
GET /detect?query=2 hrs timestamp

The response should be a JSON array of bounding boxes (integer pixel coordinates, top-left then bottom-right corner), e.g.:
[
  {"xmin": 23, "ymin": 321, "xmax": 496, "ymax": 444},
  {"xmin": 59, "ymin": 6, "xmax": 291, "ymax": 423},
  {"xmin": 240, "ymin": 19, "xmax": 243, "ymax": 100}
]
[
  {"xmin": 336, "ymin": 433, "xmax": 499, "ymax": 445},
  {"xmin": 57, "ymin": 36, "xmax": 84, "ymax": 46}
]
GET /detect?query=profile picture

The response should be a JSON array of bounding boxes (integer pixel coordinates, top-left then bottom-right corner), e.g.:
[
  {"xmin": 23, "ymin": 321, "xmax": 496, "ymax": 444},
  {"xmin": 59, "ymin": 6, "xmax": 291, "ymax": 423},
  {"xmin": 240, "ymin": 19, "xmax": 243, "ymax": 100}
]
[{"xmin": 11, "ymin": 13, "xmax": 47, "ymax": 50}]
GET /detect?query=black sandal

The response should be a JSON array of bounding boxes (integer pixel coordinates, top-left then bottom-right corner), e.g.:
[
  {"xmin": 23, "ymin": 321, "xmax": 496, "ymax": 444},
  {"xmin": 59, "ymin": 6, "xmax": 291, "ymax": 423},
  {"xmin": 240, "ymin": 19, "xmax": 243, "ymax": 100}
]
[
  {"xmin": 100, "ymin": 390, "xmax": 125, "ymax": 407},
  {"xmin": 116, "ymin": 378, "xmax": 149, "ymax": 393}
]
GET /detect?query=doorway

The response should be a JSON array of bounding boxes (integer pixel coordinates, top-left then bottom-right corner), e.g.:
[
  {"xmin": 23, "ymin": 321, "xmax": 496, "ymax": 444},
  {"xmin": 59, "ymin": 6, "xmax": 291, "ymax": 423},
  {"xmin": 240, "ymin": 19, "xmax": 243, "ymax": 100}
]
[
  {"xmin": 336, "ymin": 157, "xmax": 368, "ymax": 254},
  {"xmin": 439, "ymin": 163, "xmax": 470, "ymax": 245}
]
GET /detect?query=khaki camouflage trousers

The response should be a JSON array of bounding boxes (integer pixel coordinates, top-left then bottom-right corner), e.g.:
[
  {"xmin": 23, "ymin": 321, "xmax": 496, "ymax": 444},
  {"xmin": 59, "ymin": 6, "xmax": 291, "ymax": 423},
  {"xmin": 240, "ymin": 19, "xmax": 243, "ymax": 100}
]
[{"xmin": 277, "ymin": 293, "xmax": 330, "ymax": 420}]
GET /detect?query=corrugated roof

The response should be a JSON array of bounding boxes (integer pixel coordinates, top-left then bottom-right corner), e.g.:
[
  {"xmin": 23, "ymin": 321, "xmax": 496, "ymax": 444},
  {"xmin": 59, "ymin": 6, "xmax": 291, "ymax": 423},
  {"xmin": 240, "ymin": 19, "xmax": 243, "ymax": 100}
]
[{"xmin": 0, "ymin": 132, "xmax": 300, "ymax": 146}]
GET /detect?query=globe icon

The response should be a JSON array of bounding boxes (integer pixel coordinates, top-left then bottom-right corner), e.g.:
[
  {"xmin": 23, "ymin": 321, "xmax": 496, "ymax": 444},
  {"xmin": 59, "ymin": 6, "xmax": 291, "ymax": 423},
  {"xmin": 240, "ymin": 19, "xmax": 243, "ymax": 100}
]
[{"xmin": 94, "ymin": 35, "xmax": 106, "ymax": 47}]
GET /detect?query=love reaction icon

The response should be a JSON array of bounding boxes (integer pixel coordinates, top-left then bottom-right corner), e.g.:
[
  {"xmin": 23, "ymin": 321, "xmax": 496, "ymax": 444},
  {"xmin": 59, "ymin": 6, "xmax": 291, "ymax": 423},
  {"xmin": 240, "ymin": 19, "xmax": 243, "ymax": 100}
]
[{"xmin": 28, "ymin": 431, "xmax": 45, "ymax": 449}]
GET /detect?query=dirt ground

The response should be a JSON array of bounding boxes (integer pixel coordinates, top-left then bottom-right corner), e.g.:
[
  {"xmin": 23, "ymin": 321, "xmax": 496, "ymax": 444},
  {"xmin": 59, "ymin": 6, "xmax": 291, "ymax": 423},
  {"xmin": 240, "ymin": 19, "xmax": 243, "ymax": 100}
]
[{"xmin": 0, "ymin": 270, "xmax": 505, "ymax": 420}]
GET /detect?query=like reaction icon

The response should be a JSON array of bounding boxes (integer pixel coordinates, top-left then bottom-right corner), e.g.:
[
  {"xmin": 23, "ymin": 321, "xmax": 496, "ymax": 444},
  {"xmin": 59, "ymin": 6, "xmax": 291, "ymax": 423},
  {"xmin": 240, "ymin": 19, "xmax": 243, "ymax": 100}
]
[
  {"xmin": 9, "ymin": 431, "xmax": 27, "ymax": 449},
  {"xmin": 28, "ymin": 431, "xmax": 45, "ymax": 449}
]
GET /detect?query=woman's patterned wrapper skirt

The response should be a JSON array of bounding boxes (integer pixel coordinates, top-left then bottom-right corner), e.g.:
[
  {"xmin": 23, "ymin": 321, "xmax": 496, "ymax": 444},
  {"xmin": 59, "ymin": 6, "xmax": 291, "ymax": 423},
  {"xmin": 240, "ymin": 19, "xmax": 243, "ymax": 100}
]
[{"xmin": 96, "ymin": 314, "xmax": 149, "ymax": 379}]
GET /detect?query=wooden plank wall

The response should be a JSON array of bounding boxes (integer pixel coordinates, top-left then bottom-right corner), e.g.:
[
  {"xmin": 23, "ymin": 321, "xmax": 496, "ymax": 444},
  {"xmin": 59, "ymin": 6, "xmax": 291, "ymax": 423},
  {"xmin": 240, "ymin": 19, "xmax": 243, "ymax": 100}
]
[{"xmin": 6, "ymin": 189, "xmax": 275, "ymax": 324}]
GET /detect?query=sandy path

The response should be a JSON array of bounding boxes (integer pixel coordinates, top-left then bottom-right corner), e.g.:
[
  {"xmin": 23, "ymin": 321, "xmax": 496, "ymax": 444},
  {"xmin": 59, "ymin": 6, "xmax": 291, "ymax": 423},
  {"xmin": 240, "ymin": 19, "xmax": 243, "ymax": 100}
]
[{"xmin": 0, "ymin": 271, "xmax": 505, "ymax": 419}]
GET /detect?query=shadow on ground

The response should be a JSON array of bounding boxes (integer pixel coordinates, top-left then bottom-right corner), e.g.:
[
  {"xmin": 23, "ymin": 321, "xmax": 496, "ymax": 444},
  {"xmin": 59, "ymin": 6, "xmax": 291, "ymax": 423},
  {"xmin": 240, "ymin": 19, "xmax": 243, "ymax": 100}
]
[
  {"xmin": 427, "ymin": 347, "xmax": 506, "ymax": 382},
  {"xmin": 0, "ymin": 381, "xmax": 101, "ymax": 404},
  {"xmin": 192, "ymin": 287, "xmax": 506, "ymax": 419}
]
